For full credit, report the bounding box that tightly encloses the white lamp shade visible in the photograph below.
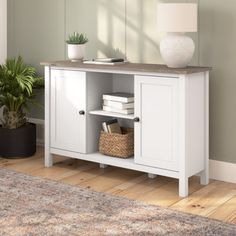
[158,3,198,32]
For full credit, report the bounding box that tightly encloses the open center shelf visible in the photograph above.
[89,110,135,120]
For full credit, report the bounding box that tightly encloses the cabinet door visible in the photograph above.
[135,75,179,171]
[50,69,86,153]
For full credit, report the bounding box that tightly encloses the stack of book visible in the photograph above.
[102,92,134,115]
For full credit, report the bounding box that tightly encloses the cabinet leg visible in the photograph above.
[100,164,108,169]
[148,173,157,179]
[179,177,189,197]
[200,169,209,185]
[45,151,53,167]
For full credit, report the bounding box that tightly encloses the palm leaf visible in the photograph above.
[0,56,44,127]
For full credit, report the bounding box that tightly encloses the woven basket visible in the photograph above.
[99,127,134,158]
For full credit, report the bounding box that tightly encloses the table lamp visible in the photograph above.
[158,3,197,68]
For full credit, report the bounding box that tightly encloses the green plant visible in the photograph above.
[0,56,44,129]
[66,32,89,45]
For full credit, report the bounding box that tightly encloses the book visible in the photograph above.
[94,58,125,63]
[102,122,108,133]
[103,100,134,109]
[107,122,121,134]
[102,119,121,134]
[103,106,134,115]
[83,60,128,66]
[103,93,134,103]
[102,119,118,132]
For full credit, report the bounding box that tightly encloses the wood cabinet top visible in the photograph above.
[41,60,211,75]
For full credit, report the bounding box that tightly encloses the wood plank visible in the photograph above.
[30,160,98,181]
[41,60,211,75]
[106,174,148,194]
[113,175,172,200]
[78,168,142,192]
[207,196,236,223]
[0,147,44,168]
[5,158,44,174]
[170,181,236,216]
[230,216,236,224]
[118,176,203,207]
[60,166,115,186]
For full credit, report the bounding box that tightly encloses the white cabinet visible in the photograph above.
[50,70,86,153]
[134,76,179,171]
[43,62,210,197]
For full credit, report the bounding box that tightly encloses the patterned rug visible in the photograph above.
[0,168,235,236]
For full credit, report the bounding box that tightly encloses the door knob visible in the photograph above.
[133,117,140,122]
[79,110,85,115]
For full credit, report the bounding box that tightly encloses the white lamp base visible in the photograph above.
[160,33,195,68]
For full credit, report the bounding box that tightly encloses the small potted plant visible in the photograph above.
[0,56,44,158]
[66,32,89,61]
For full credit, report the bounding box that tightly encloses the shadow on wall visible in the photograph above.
[66,0,161,63]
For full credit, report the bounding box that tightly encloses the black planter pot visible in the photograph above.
[0,123,36,158]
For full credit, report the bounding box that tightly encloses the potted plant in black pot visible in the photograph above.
[0,56,44,158]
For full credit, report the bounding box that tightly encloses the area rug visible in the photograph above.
[0,169,235,236]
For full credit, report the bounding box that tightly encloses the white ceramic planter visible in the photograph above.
[67,44,86,62]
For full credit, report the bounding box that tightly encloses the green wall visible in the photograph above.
[7,0,236,164]
[199,1,236,164]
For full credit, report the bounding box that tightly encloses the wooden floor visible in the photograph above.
[0,147,236,224]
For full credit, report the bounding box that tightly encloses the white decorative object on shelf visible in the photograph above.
[158,3,197,68]
[67,44,86,62]
[66,32,88,62]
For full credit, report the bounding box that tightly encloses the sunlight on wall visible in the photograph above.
[97,1,109,57]
[126,0,162,64]
[97,0,126,58]
[110,1,126,58]
[0,0,7,64]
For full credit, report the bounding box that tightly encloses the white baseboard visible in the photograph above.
[209,159,236,184]
[28,118,44,125]
[29,118,236,184]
